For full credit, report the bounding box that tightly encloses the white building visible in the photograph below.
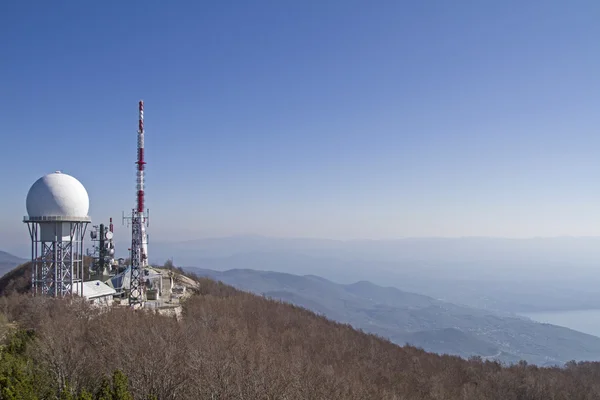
[75,280,116,306]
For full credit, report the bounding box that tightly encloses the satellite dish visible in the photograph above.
[105,231,113,240]
[90,231,97,239]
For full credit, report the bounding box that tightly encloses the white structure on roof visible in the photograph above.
[105,266,163,297]
[75,280,116,306]
[24,171,91,297]
[105,266,132,292]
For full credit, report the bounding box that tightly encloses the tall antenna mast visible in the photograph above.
[137,100,145,213]
[124,100,149,307]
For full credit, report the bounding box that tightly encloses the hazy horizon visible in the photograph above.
[9,233,600,259]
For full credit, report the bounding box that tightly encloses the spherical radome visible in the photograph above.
[26,171,90,218]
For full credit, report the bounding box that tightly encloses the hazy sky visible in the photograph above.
[2,1,600,253]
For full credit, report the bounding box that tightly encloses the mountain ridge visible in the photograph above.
[0,250,26,278]
[4,267,600,398]
[188,267,600,366]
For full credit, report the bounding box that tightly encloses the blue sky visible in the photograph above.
[2,1,600,253]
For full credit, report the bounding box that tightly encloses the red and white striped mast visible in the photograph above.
[126,100,149,307]
[137,100,146,214]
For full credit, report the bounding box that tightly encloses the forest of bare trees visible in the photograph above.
[2,272,600,399]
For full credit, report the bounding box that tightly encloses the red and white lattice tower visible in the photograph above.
[125,100,149,306]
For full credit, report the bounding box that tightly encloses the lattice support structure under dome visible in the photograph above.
[23,216,90,297]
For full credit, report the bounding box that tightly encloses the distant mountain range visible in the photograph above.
[145,236,600,313]
[0,250,25,277]
[188,267,600,366]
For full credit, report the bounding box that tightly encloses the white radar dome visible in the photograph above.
[26,171,90,218]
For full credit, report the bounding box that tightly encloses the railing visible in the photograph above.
[23,215,91,222]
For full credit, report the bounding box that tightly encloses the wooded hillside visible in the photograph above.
[1,273,600,399]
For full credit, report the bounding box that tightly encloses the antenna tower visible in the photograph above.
[87,219,115,277]
[123,100,149,307]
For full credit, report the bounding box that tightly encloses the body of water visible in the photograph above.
[520,309,600,338]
